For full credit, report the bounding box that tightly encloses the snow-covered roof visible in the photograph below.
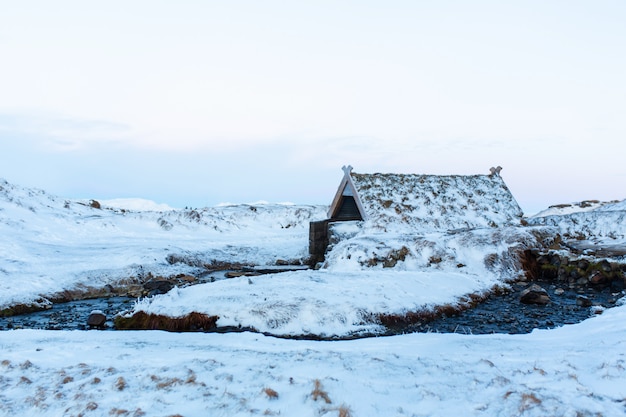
[328,165,523,231]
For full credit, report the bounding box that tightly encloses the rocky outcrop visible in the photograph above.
[521,249,626,291]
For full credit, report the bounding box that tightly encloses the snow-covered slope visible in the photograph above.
[100,198,175,212]
[1,301,625,416]
[530,199,618,217]
[528,197,626,243]
[0,178,325,310]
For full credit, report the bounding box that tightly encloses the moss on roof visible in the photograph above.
[349,172,523,232]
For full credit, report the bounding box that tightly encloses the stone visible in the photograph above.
[177,275,197,283]
[87,310,106,328]
[520,284,551,305]
[225,271,247,278]
[576,296,592,307]
[143,279,174,295]
[588,272,609,286]
[554,288,565,295]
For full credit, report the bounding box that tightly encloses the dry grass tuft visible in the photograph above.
[114,311,219,332]
[338,405,353,417]
[311,379,332,404]
[115,377,127,391]
[519,392,542,412]
[151,375,183,389]
[263,387,279,399]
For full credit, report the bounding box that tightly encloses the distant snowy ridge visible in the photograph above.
[528,197,626,241]
[528,211,626,241]
[530,199,621,217]
[100,198,176,212]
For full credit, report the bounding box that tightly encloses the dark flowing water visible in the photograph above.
[400,281,621,335]
[0,297,136,331]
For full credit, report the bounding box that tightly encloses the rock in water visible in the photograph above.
[588,271,608,286]
[520,284,551,305]
[87,310,106,329]
[576,296,592,307]
[143,279,174,296]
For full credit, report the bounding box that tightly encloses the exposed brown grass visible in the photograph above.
[519,249,540,280]
[115,376,127,391]
[519,393,542,412]
[155,376,183,390]
[311,379,332,404]
[263,387,279,399]
[114,311,219,332]
[338,405,352,417]
[377,290,492,331]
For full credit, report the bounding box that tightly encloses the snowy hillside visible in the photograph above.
[528,197,626,243]
[530,200,613,217]
[0,178,325,310]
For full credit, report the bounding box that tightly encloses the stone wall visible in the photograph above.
[522,249,626,292]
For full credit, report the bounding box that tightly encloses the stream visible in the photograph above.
[0,278,622,335]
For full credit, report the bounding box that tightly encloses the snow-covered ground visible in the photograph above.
[2,178,626,416]
[0,178,325,310]
[1,301,626,416]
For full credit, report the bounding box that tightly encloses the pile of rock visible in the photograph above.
[523,250,626,292]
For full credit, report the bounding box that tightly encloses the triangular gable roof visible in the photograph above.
[328,165,523,231]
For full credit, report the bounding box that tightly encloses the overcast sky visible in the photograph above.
[1,1,625,214]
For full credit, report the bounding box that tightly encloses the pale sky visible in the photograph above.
[1,1,625,215]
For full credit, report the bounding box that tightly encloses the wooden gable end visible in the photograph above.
[328,165,366,221]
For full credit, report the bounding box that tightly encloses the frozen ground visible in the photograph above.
[1,179,626,416]
[1,301,626,416]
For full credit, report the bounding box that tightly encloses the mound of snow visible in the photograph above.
[130,269,502,337]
